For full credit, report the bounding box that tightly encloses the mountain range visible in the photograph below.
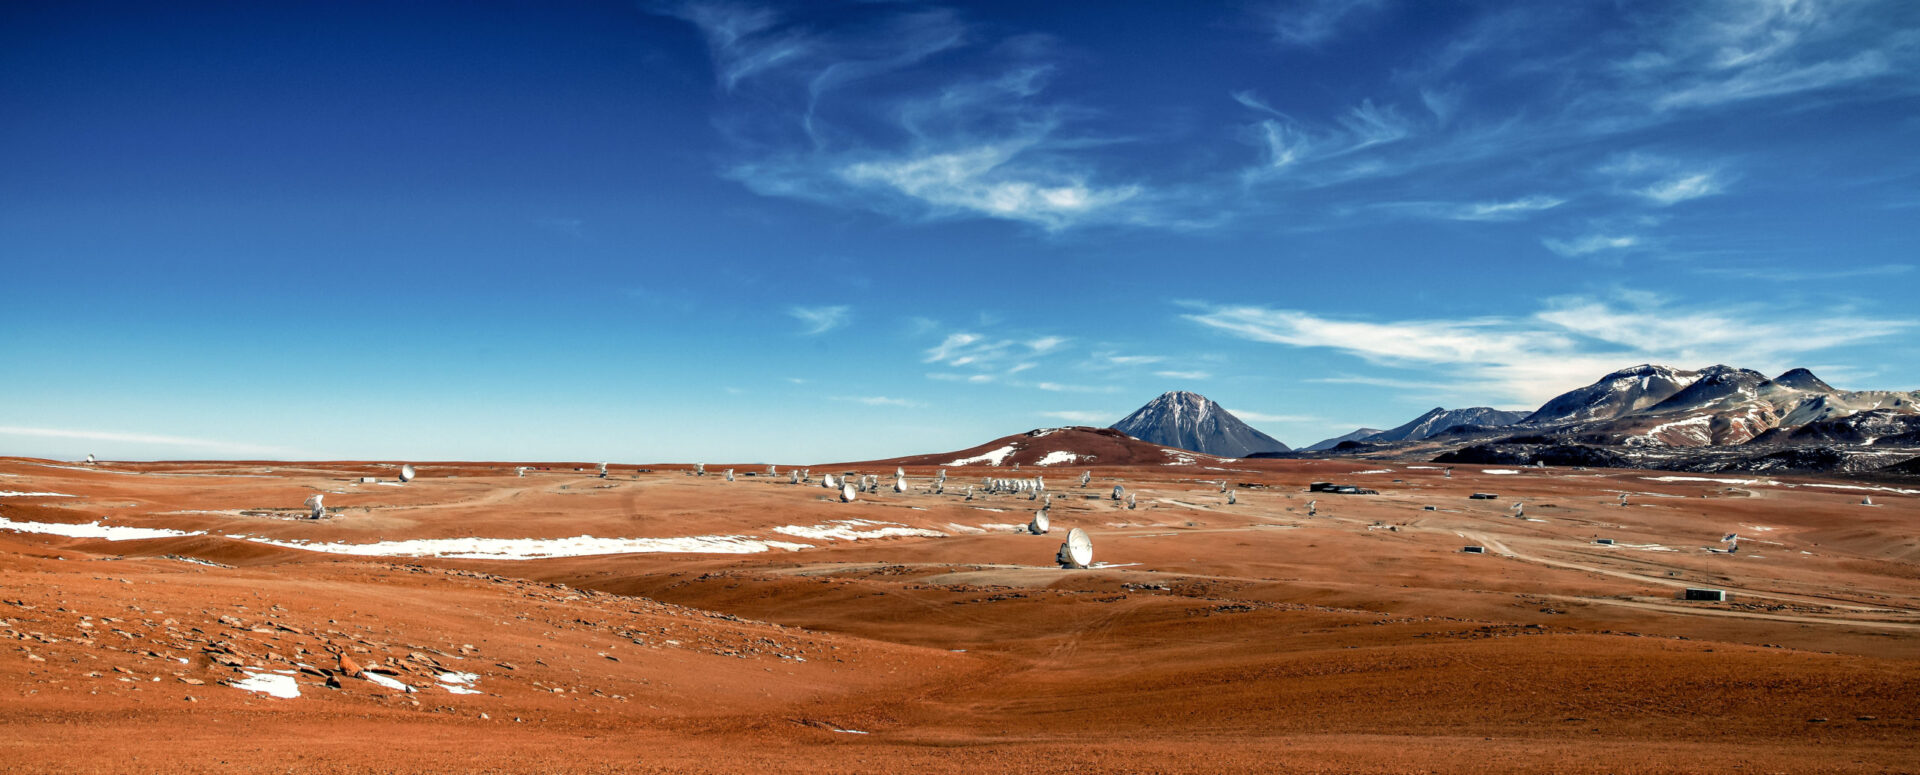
[1324,364,1920,475]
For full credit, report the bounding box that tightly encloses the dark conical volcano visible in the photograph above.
[1110,391,1290,457]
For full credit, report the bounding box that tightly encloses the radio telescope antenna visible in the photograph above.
[840,482,858,502]
[516,466,527,478]
[768,465,778,476]
[304,494,325,520]
[790,470,800,484]
[894,476,907,493]
[1227,490,1237,505]
[1080,470,1091,487]
[1058,528,1093,569]
[1306,499,1317,516]
[399,464,416,483]
[1619,493,1629,506]
[1111,484,1124,501]
[695,463,706,477]
[1127,492,1136,509]
[725,469,735,482]
[85,453,96,465]
[598,462,609,478]
[1029,508,1050,535]
[965,485,975,501]
[1219,480,1228,493]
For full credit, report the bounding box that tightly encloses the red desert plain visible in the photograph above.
[3,434,1918,773]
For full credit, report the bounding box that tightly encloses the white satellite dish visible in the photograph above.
[790,470,800,484]
[85,453,96,465]
[822,474,836,489]
[1219,480,1228,493]
[304,494,325,520]
[725,469,735,482]
[516,466,527,478]
[1029,509,1050,535]
[1444,468,1453,477]
[1126,492,1136,509]
[399,464,416,483]
[1619,493,1629,506]
[1306,499,1317,515]
[1080,471,1091,487]
[1513,502,1525,517]
[964,486,974,501]
[896,467,905,479]
[1863,496,1874,506]
[695,463,706,476]
[840,482,857,502]
[1111,484,1124,501]
[598,462,609,478]
[1227,490,1237,505]
[768,465,778,476]
[894,476,907,493]
[1061,528,1093,569]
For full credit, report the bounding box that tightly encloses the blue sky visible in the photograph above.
[3,0,1917,461]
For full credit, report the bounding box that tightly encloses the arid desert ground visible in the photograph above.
[3,455,1917,773]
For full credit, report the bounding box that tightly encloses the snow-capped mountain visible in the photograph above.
[1543,365,1920,448]
[1302,427,1385,452]
[1520,364,1703,426]
[1404,365,1919,475]
[1110,391,1291,457]
[1365,407,1526,442]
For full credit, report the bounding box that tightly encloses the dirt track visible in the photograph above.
[3,456,1917,773]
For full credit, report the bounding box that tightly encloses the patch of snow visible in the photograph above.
[438,671,482,695]
[1627,414,1713,447]
[1481,469,1522,475]
[364,672,413,692]
[229,670,300,699]
[1406,466,1444,470]
[1642,476,1767,485]
[1799,483,1920,496]
[1034,451,1079,466]
[772,519,945,541]
[235,533,813,559]
[0,516,203,541]
[976,523,1024,532]
[946,445,1018,467]
[0,491,75,498]
[1351,469,1394,475]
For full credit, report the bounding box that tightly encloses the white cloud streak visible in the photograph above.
[788,304,851,335]
[1184,292,1912,404]
[1543,233,1639,257]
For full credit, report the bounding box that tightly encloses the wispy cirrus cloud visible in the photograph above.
[662,3,1162,230]
[1543,233,1639,257]
[1638,172,1723,205]
[788,304,851,334]
[1182,291,1913,404]
[1154,370,1212,380]
[1259,0,1387,48]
